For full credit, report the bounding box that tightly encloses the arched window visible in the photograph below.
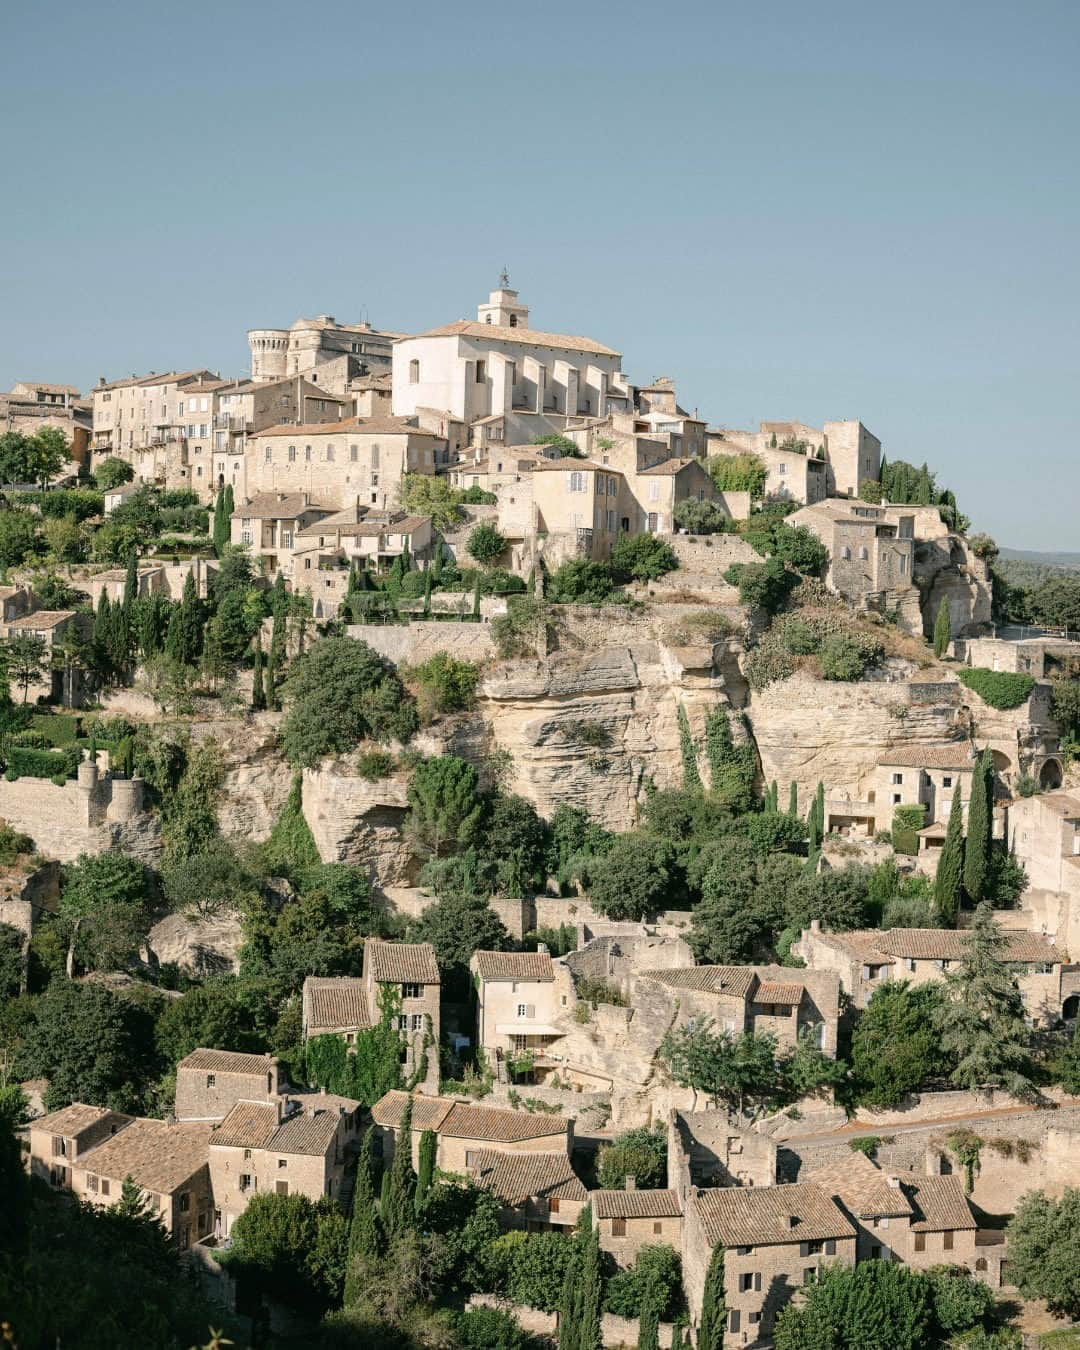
[409,360,420,383]
[841,546,851,560]
[859,546,869,560]
[509,314,518,327]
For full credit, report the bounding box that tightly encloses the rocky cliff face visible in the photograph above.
[301,764,416,886]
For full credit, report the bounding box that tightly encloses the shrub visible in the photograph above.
[547,559,619,605]
[604,1243,683,1320]
[460,486,497,505]
[6,745,78,780]
[596,1124,667,1190]
[957,668,1036,710]
[356,749,395,780]
[94,457,135,491]
[724,556,794,614]
[672,498,734,534]
[707,451,767,496]
[771,523,829,575]
[892,803,926,855]
[467,522,506,566]
[610,532,678,583]
[407,651,479,716]
[530,433,582,458]
[820,634,878,681]
[848,1135,881,1157]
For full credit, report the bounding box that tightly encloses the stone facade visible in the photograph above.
[591,1187,684,1266]
[249,315,400,390]
[174,1048,282,1123]
[370,1090,572,1172]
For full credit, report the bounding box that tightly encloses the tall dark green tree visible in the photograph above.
[166,571,203,666]
[677,704,701,791]
[577,1212,603,1350]
[933,785,965,925]
[698,1243,727,1350]
[223,482,234,516]
[933,900,1034,1096]
[381,1097,416,1240]
[344,1128,381,1303]
[788,781,798,817]
[251,637,266,711]
[933,597,951,658]
[963,748,993,904]
[212,486,229,555]
[415,1127,436,1213]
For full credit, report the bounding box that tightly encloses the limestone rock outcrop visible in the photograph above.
[301,764,415,886]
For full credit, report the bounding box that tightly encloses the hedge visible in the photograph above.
[6,745,79,780]
[957,668,1036,710]
[892,803,926,856]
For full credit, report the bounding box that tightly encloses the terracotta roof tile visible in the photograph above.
[441,1101,569,1144]
[872,928,1066,964]
[77,1119,211,1194]
[31,1104,128,1137]
[370,1090,455,1132]
[469,1149,586,1205]
[529,458,622,475]
[636,458,700,475]
[211,1101,278,1149]
[268,1108,343,1156]
[592,1189,682,1219]
[6,610,75,629]
[804,1154,914,1219]
[237,493,329,520]
[878,745,978,770]
[411,319,620,358]
[304,977,371,1033]
[366,940,440,985]
[474,951,555,982]
[694,1182,855,1248]
[895,1172,977,1232]
[254,416,441,440]
[640,966,757,998]
[178,1048,277,1076]
[754,982,804,1007]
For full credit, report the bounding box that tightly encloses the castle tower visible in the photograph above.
[476,270,529,329]
[248,328,289,382]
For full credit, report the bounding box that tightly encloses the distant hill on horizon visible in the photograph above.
[999,548,1080,571]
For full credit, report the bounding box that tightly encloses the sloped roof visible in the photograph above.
[473,951,555,982]
[694,1182,855,1249]
[530,458,622,475]
[469,1149,586,1205]
[237,493,329,520]
[31,1104,128,1137]
[268,1108,343,1156]
[804,1153,915,1219]
[366,939,440,985]
[304,976,370,1033]
[411,319,620,358]
[896,1172,977,1232]
[77,1119,211,1192]
[371,1090,454,1132]
[254,415,441,440]
[441,1100,569,1143]
[636,458,701,476]
[6,610,74,630]
[639,966,757,998]
[211,1100,278,1149]
[178,1048,276,1076]
[16,381,80,395]
[755,982,804,1007]
[809,926,1067,965]
[878,745,977,770]
[592,1189,682,1219]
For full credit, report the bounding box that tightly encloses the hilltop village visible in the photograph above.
[5,279,1080,1350]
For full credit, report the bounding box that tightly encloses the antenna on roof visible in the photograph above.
[499,266,511,289]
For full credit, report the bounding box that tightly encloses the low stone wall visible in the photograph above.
[467,1295,679,1347]
[853,1086,1070,1128]
[346,621,497,665]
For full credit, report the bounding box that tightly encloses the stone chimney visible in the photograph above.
[537,942,549,956]
[625,1176,637,1191]
[887,1174,903,1189]
[810,919,822,934]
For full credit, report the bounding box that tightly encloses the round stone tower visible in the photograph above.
[248,328,289,382]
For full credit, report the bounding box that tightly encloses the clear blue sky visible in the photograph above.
[3,0,1077,548]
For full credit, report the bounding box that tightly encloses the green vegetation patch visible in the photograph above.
[958,668,1036,710]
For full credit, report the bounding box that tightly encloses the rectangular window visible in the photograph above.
[825,1239,836,1255]
[239,1175,252,1192]
[288,445,296,461]
[569,471,584,493]
[410,1014,423,1031]
[371,445,379,468]
[611,1218,626,1237]
[206,1074,216,1088]
[409,360,420,384]
[278,1158,287,1168]
[892,772,903,785]
[653,1221,662,1234]
[517,1003,528,1017]
[728,1311,740,1334]
[914,1231,925,1251]
[401,983,422,999]
[180,1192,190,1212]
[101,1178,110,1197]
[276,1181,289,1196]
[739,1273,754,1293]
[350,445,358,462]
[87,1174,98,1193]
[397,1015,408,1031]
[647,512,658,532]
[265,447,272,462]
[943,776,952,788]
[305,446,311,461]
[326,445,334,462]
[549,1197,560,1214]
[476,361,485,383]
[943,1230,954,1251]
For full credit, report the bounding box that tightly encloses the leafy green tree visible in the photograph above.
[934,784,965,924]
[774,1260,933,1350]
[95,456,135,491]
[281,636,417,765]
[604,1243,682,1320]
[407,651,479,715]
[723,556,794,613]
[585,833,679,921]
[473,792,550,897]
[933,901,1034,1096]
[547,558,618,604]
[218,1190,347,1314]
[0,430,32,486]
[163,837,260,920]
[704,705,756,811]
[770,523,829,574]
[926,1265,995,1335]
[610,533,678,582]
[707,451,766,495]
[697,1243,726,1350]
[780,1025,845,1101]
[851,980,950,1107]
[661,1020,778,1113]
[672,498,734,534]
[408,890,510,983]
[576,1207,603,1350]
[467,522,506,566]
[1006,1188,1080,1317]
[964,748,993,904]
[154,977,258,1065]
[596,1124,666,1190]
[212,486,229,555]
[406,754,484,858]
[0,922,23,1001]
[933,597,952,658]
[3,632,49,702]
[59,849,151,976]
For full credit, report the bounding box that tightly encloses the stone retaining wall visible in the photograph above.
[467,1295,679,1347]
[346,621,497,665]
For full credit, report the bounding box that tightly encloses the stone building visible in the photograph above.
[666,1110,777,1196]
[208,1094,360,1239]
[301,940,440,1093]
[826,743,979,841]
[1,381,91,466]
[804,1152,978,1272]
[793,922,1078,1026]
[244,416,442,511]
[1009,790,1080,970]
[28,1103,133,1188]
[0,608,81,703]
[787,499,918,622]
[633,458,725,532]
[706,418,878,502]
[635,964,841,1057]
[590,1187,684,1266]
[291,508,434,584]
[683,1182,857,1346]
[370,1090,571,1172]
[469,949,573,1064]
[0,759,146,863]
[466,1148,587,1232]
[71,1116,214,1250]
[705,431,828,507]
[529,458,635,562]
[391,280,627,438]
[248,315,403,392]
[230,492,333,577]
[90,369,218,460]
[174,1048,283,1123]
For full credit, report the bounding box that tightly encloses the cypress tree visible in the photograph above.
[934,783,965,925]
[472,570,482,620]
[344,1128,381,1303]
[557,1234,581,1350]
[94,590,112,653]
[415,1127,436,1213]
[677,705,701,791]
[788,781,798,817]
[766,780,778,813]
[431,542,443,585]
[223,482,234,516]
[577,1211,602,1350]
[933,597,951,659]
[212,486,228,555]
[251,638,266,710]
[422,569,432,618]
[637,1300,660,1350]
[381,1097,416,1240]
[169,571,203,666]
[698,1244,726,1350]
[964,748,993,904]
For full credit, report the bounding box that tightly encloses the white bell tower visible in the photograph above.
[477,268,529,329]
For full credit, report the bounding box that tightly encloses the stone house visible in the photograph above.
[370,1090,572,1172]
[291,507,435,582]
[793,922,1078,1026]
[872,744,979,843]
[591,1187,684,1266]
[1009,791,1080,968]
[635,964,841,1057]
[666,1111,777,1195]
[301,940,441,1093]
[804,1153,978,1273]
[248,315,400,391]
[0,608,82,703]
[705,430,828,507]
[230,492,333,576]
[469,949,573,1065]
[392,282,626,436]
[632,458,724,533]
[1,381,91,466]
[466,1148,587,1232]
[245,416,443,512]
[175,1048,283,1123]
[28,1103,133,1188]
[683,1182,857,1347]
[71,1116,214,1250]
[787,499,917,620]
[208,1093,360,1239]
[90,369,218,463]
[529,458,635,562]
